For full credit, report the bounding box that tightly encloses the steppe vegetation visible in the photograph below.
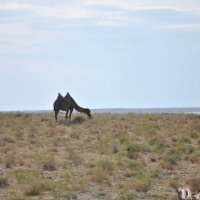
[0,112,199,200]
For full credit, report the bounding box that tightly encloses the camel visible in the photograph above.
[53,92,92,122]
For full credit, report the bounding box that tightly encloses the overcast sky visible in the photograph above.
[0,0,200,111]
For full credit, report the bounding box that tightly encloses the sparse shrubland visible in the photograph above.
[0,112,199,199]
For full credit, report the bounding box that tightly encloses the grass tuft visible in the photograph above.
[0,177,9,188]
[43,156,57,171]
[132,176,151,193]
[187,178,200,192]
[25,184,42,196]
[126,144,143,159]
[92,160,114,183]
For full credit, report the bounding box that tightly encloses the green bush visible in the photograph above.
[0,177,8,188]
[128,161,145,178]
[126,144,143,159]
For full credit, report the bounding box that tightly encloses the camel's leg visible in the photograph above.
[65,110,69,122]
[69,108,73,121]
[55,110,59,122]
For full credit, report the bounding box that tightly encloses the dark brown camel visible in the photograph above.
[53,92,92,122]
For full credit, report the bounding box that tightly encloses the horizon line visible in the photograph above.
[1,107,200,114]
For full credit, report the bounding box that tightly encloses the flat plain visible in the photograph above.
[0,112,199,200]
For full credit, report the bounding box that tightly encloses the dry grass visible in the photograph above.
[0,112,199,199]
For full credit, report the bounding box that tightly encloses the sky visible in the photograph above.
[0,0,200,111]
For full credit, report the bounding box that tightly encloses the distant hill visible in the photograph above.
[91,107,200,114]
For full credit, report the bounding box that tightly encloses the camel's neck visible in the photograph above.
[74,104,84,112]
[71,97,84,112]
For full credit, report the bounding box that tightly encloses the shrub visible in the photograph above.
[150,139,167,154]
[0,177,8,188]
[187,178,200,191]
[168,178,179,188]
[96,160,114,172]
[149,194,165,200]
[25,183,42,196]
[92,160,114,183]
[43,157,57,171]
[72,116,85,124]
[5,154,16,168]
[126,144,142,159]
[133,176,151,193]
[163,154,179,166]
[176,144,194,155]
[158,160,173,170]
[2,136,15,143]
[151,170,160,179]
[117,132,129,144]
[119,192,137,200]
[128,161,145,178]
[13,169,42,184]
[67,149,82,166]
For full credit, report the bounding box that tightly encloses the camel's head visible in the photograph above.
[84,108,92,118]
